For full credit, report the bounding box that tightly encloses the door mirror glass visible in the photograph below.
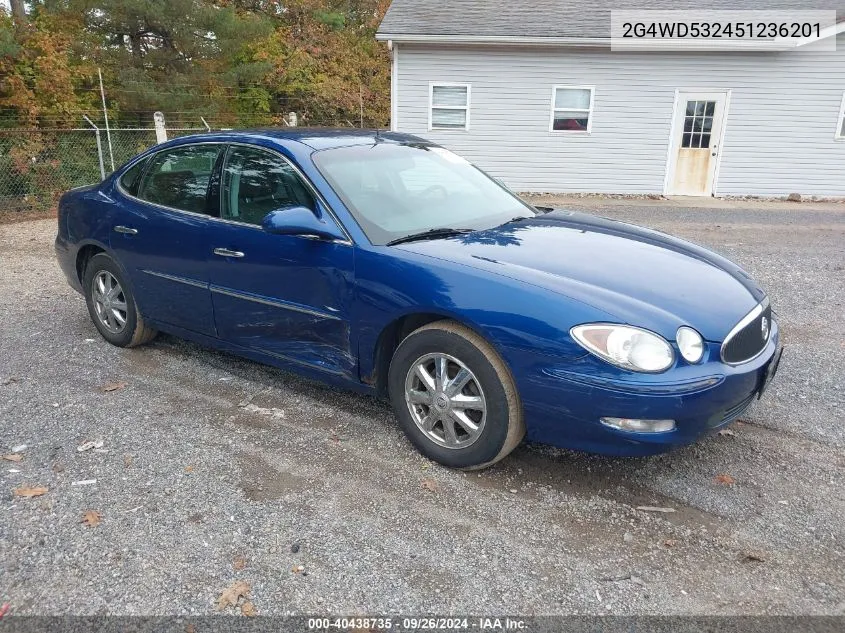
[262,206,346,242]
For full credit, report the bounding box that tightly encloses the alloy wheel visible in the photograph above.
[91,271,128,334]
[404,353,487,449]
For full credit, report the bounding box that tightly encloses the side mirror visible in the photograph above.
[261,206,347,242]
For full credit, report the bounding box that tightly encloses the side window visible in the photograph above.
[118,158,148,196]
[137,144,222,214]
[221,146,315,226]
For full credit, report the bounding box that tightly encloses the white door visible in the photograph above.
[666,92,728,196]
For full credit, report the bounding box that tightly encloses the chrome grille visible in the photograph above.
[721,299,771,364]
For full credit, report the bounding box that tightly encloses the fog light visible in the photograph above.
[600,417,676,433]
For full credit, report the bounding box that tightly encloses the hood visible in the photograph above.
[396,211,765,341]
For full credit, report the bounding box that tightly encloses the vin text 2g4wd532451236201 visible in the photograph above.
[55,130,783,469]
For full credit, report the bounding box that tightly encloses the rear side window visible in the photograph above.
[118,158,148,196]
[137,144,223,214]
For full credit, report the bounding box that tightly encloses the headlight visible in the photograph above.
[676,326,704,363]
[571,324,674,373]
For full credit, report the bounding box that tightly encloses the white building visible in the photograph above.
[377,1,845,196]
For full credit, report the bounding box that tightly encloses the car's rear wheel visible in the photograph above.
[83,253,157,348]
[388,320,525,469]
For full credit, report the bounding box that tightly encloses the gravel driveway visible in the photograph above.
[1,202,843,616]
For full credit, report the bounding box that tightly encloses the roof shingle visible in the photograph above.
[377,0,843,39]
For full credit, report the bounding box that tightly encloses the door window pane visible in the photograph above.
[137,145,222,213]
[680,100,716,149]
[221,146,315,226]
[119,158,148,196]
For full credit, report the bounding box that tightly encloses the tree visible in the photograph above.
[246,0,391,127]
[9,0,26,23]
[69,0,275,125]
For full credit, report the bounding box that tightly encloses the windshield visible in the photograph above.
[312,143,535,245]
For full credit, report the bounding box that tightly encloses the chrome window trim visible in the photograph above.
[113,139,354,245]
[720,296,771,366]
[209,284,341,321]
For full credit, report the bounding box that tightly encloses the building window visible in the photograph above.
[430,84,470,130]
[837,92,845,139]
[551,86,594,133]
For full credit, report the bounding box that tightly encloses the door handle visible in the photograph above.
[213,247,245,258]
[114,225,138,235]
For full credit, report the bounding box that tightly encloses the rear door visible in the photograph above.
[207,144,356,378]
[110,143,224,336]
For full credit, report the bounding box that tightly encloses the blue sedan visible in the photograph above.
[55,130,782,469]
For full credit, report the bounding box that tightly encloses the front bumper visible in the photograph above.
[519,321,782,456]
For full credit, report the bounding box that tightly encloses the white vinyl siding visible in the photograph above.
[551,86,594,133]
[394,35,845,196]
[429,83,470,130]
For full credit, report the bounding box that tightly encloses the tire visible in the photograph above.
[388,320,525,469]
[83,253,157,348]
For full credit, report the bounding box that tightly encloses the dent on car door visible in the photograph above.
[110,143,224,336]
[207,144,355,378]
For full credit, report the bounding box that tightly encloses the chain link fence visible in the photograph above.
[0,124,212,215]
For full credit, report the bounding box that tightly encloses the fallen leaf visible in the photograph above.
[217,580,250,611]
[233,556,247,571]
[81,510,102,527]
[2,454,22,463]
[101,381,127,392]
[743,552,766,563]
[185,465,194,473]
[240,601,257,617]
[52,462,64,473]
[663,538,678,548]
[717,429,736,437]
[714,474,736,486]
[185,624,196,633]
[77,440,104,452]
[13,486,48,498]
[123,454,133,468]
[635,505,675,513]
[420,478,439,493]
[1,376,19,386]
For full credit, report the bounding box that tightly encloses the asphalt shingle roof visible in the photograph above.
[377,1,844,39]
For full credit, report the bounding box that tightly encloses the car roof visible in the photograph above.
[165,128,430,151]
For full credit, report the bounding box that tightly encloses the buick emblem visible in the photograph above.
[761,316,770,340]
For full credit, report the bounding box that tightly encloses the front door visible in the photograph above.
[111,143,224,336]
[207,144,356,378]
[667,92,728,196]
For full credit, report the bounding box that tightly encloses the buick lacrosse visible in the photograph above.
[56,130,782,468]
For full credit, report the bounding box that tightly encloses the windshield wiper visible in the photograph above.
[386,227,474,246]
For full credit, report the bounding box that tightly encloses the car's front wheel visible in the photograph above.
[388,320,525,469]
[83,253,157,348]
